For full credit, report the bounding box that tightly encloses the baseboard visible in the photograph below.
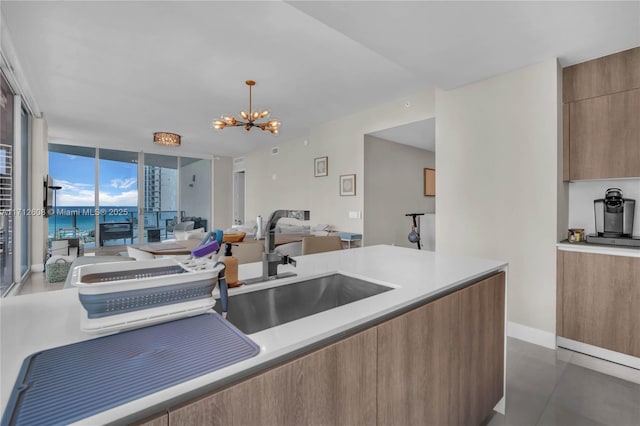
[557,337,640,371]
[507,321,556,350]
[31,263,44,272]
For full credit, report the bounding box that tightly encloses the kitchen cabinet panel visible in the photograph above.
[563,47,640,103]
[557,250,565,335]
[569,88,640,180]
[563,103,570,181]
[460,272,505,426]
[377,290,461,426]
[168,328,377,426]
[632,260,640,357]
[131,412,169,426]
[377,272,505,426]
[560,251,637,357]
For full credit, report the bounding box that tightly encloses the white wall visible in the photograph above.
[29,117,47,271]
[236,89,436,236]
[363,135,435,248]
[435,58,562,335]
[568,179,640,235]
[213,156,233,230]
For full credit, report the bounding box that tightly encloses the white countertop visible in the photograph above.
[557,241,640,257]
[0,245,507,424]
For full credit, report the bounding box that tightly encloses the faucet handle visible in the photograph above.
[282,255,297,267]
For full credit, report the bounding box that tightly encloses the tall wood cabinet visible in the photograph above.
[563,46,640,180]
[557,250,640,357]
[166,272,505,426]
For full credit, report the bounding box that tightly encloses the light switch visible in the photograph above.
[348,211,362,219]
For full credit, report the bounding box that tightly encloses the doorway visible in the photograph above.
[363,118,436,250]
[233,170,245,225]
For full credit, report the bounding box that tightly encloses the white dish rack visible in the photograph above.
[71,258,224,334]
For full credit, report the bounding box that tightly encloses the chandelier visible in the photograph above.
[153,132,181,146]
[213,80,281,134]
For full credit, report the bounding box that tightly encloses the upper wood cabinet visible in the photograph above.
[569,88,640,180]
[563,46,640,181]
[563,47,640,103]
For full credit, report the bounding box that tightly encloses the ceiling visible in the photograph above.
[2,1,639,157]
[368,119,436,152]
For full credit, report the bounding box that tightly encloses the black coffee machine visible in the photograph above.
[586,188,640,246]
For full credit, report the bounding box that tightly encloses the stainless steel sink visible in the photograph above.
[214,273,392,334]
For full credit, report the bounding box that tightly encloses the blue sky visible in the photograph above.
[49,152,138,206]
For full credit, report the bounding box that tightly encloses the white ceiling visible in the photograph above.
[369,118,436,152]
[2,1,639,157]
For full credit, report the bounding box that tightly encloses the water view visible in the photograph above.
[48,206,178,247]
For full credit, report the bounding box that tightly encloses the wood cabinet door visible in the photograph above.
[377,272,505,426]
[563,47,640,103]
[377,290,462,426]
[633,260,640,357]
[569,88,640,180]
[459,272,505,426]
[168,328,377,426]
[130,412,168,426]
[561,251,636,356]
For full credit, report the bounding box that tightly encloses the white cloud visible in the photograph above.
[58,190,96,207]
[54,179,93,192]
[110,178,137,189]
[53,179,138,207]
[54,180,95,206]
[99,190,138,206]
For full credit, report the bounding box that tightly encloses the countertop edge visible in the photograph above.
[556,242,640,257]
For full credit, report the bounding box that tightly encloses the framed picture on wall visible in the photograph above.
[314,156,328,177]
[424,168,435,196]
[340,174,356,196]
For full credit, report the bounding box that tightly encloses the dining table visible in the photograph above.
[131,234,310,256]
[130,239,201,256]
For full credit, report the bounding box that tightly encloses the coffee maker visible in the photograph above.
[586,188,640,246]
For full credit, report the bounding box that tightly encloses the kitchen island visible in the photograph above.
[0,245,508,425]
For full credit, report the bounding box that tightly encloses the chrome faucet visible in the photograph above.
[244,209,310,284]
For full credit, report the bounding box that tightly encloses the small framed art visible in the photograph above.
[314,156,328,177]
[340,174,356,196]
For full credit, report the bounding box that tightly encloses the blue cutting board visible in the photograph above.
[1,313,259,426]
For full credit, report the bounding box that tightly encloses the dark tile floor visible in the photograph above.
[488,338,640,426]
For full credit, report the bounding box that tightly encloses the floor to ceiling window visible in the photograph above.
[98,149,139,245]
[19,107,29,278]
[180,157,211,233]
[0,73,14,293]
[48,144,96,246]
[47,144,212,249]
[143,153,177,242]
